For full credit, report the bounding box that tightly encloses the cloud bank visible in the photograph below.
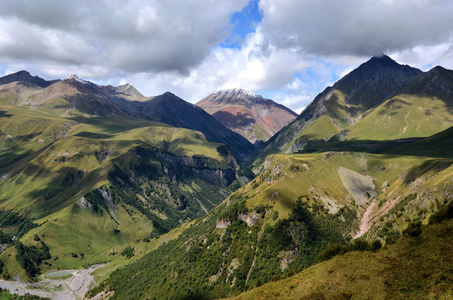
[0,0,452,112]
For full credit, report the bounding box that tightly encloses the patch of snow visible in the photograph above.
[65,74,90,85]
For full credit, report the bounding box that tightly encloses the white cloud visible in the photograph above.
[1,0,453,114]
[118,29,312,108]
[0,0,249,74]
[389,39,453,70]
[259,0,453,57]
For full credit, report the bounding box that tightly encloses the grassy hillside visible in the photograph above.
[0,102,241,280]
[251,58,452,172]
[346,94,453,140]
[229,212,453,300]
[91,143,453,299]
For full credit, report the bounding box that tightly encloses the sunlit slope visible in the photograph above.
[251,55,422,168]
[92,146,453,299]
[0,107,240,279]
[347,94,453,140]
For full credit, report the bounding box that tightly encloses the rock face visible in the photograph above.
[197,88,297,144]
[216,219,232,229]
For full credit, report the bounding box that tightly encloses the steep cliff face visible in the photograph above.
[197,88,297,144]
[95,145,241,235]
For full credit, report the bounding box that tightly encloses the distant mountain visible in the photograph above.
[197,88,297,144]
[0,72,244,281]
[345,65,453,141]
[395,65,453,102]
[251,55,427,167]
[0,72,253,158]
[333,54,422,116]
[136,92,254,158]
[0,70,56,88]
[101,83,146,101]
[31,75,131,117]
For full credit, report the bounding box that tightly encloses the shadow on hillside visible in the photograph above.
[69,116,154,135]
[292,134,453,185]
[295,136,453,160]
[0,110,12,118]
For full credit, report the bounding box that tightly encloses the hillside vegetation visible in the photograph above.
[91,136,453,298]
[251,56,453,170]
[0,95,242,280]
[229,212,453,300]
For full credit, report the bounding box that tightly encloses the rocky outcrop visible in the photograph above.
[216,219,232,229]
[238,212,260,227]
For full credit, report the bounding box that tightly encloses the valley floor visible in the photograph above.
[0,264,104,300]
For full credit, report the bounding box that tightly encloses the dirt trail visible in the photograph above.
[0,264,104,300]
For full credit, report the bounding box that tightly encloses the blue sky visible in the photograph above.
[220,0,262,49]
[0,0,453,113]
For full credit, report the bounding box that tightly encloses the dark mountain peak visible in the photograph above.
[153,91,185,104]
[162,91,176,97]
[16,70,31,76]
[428,65,449,75]
[367,54,398,67]
[138,92,253,158]
[334,55,422,98]
[397,65,453,102]
[0,70,52,88]
[412,65,453,84]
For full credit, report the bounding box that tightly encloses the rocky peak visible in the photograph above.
[196,88,297,144]
[65,74,90,85]
[115,83,144,99]
[0,70,52,88]
[206,88,264,105]
[397,65,453,102]
[367,54,399,68]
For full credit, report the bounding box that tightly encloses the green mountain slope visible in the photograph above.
[92,129,453,298]
[252,55,422,168]
[230,214,453,300]
[0,71,253,159]
[345,66,453,141]
[0,85,242,280]
[134,92,254,159]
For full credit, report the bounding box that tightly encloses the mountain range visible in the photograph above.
[252,55,453,168]
[0,54,453,300]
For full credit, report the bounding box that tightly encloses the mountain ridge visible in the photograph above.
[0,71,254,158]
[250,55,452,169]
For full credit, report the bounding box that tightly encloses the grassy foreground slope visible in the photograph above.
[229,215,453,300]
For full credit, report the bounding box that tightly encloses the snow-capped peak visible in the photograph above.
[66,74,90,85]
[214,88,261,99]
